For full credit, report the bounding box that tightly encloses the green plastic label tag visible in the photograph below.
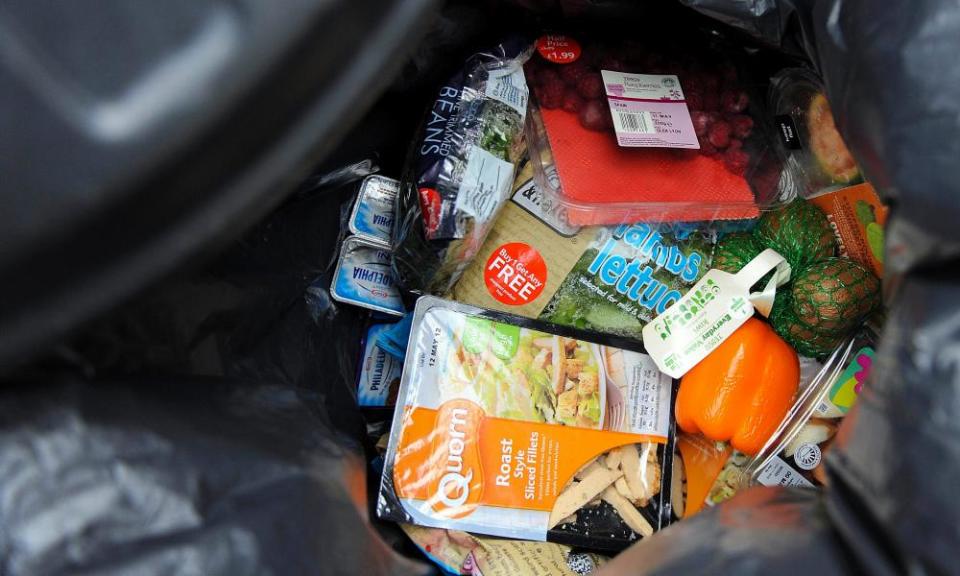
[643,249,791,378]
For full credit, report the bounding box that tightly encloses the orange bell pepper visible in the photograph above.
[675,318,799,456]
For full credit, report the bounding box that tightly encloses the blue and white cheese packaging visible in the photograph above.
[358,323,404,407]
[348,175,399,247]
[331,236,405,316]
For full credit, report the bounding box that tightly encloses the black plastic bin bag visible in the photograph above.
[2,1,960,575]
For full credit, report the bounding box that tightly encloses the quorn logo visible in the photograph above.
[428,399,485,518]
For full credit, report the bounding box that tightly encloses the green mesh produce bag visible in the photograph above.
[790,257,880,333]
[713,232,763,274]
[769,293,847,358]
[756,200,836,271]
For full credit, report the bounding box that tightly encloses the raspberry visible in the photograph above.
[683,77,703,94]
[535,80,564,109]
[699,139,719,157]
[686,92,703,110]
[727,138,743,150]
[562,90,584,113]
[703,93,720,112]
[691,111,714,137]
[559,62,591,86]
[598,55,625,72]
[723,148,750,176]
[752,158,781,197]
[703,74,720,92]
[644,53,665,70]
[576,74,605,99]
[579,99,612,132]
[538,68,561,89]
[661,59,682,74]
[708,121,732,148]
[729,114,754,139]
[721,90,749,113]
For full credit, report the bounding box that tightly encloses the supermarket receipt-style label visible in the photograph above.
[756,455,814,488]
[619,351,673,437]
[643,249,791,378]
[455,147,516,224]
[485,66,529,118]
[601,71,699,149]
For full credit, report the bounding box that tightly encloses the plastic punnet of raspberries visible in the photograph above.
[769,293,848,359]
[789,257,880,334]
[755,200,837,272]
[713,232,763,273]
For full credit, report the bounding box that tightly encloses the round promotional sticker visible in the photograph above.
[794,443,822,470]
[536,35,581,64]
[484,243,547,306]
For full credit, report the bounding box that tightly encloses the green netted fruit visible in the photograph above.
[755,200,836,271]
[713,232,763,274]
[769,293,847,358]
[790,257,880,334]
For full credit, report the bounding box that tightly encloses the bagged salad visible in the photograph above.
[394,40,532,296]
[451,152,756,339]
[378,297,677,551]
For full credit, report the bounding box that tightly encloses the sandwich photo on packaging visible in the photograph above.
[378,297,677,551]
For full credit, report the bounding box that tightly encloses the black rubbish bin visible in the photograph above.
[1,1,958,575]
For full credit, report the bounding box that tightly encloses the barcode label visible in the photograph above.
[615,110,654,134]
[602,71,699,148]
[485,67,528,118]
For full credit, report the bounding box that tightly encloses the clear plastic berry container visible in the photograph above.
[524,34,793,226]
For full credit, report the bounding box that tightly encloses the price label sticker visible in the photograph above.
[536,35,581,64]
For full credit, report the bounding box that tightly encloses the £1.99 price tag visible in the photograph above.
[536,35,581,64]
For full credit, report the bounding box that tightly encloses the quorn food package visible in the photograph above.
[378,296,677,551]
[393,39,532,296]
